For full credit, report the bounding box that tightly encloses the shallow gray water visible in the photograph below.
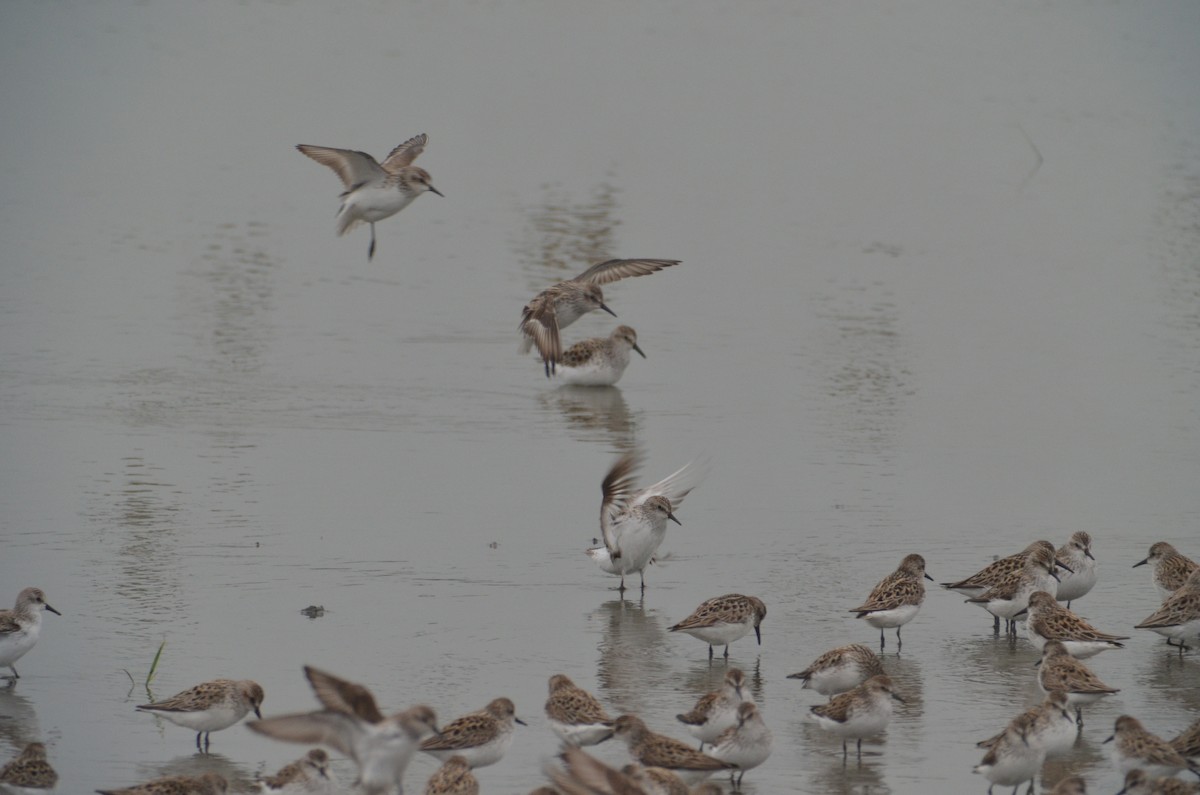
[2,1,1200,793]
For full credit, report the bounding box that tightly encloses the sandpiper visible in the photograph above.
[806,674,904,761]
[247,666,439,795]
[670,595,766,660]
[0,742,57,792]
[296,134,441,261]
[544,674,614,747]
[1105,715,1199,779]
[590,450,706,592]
[420,698,525,768]
[136,678,264,753]
[788,643,885,697]
[675,668,751,747]
[552,326,645,386]
[850,554,932,649]
[1135,569,1200,654]
[1133,542,1199,600]
[0,587,61,680]
[1054,531,1098,608]
[1037,640,1119,726]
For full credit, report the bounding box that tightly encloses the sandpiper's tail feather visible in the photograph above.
[335,205,362,236]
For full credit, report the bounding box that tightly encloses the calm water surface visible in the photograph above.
[2,1,1199,793]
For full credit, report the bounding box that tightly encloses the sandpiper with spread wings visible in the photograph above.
[520,259,679,375]
[296,134,442,261]
[247,666,439,795]
[589,450,707,593]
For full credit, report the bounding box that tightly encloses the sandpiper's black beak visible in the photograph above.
[515,717,528,726]
[1055,560,1073,573]
[600,302,618,318]
[45,604,62,616]
[1050,569,1061,582]
[892,693,906,704]
[1033,658,1042,668]
[667,511,682,526]
[1115,789,1128,795]
[254,706,263,719]
[428,185,444,197]
[1084,550,1095,560]
[1014,607,1028,619]
[632,343,646,359]
[1133,558,1149,568]
[755,625,762,645]
[924,573,934,582]
[1103,734,1114,744]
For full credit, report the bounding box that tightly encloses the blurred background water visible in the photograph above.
[1,1,1199,792]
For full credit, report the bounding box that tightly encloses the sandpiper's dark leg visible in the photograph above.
[1075,707,1083,726]
[368,223,377,260]
[708,645,714,661]
[723,645,730,659]
[857,738,863,759]
[195,732,202,752]
[639,571,646,592]
[879,627,885,649]
[896,626,903,648]
[993,614,1000,633]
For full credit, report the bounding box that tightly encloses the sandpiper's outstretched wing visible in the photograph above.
[297,145,387,191]
[380,134,428,172]
[629,457,709,511]
[247,711,363,760]
[571,259,680,286]
[600,451,644,555]
[304,666,385,724]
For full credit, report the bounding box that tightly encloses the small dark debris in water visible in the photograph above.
[488,541,499,549]
[300,605,325,618]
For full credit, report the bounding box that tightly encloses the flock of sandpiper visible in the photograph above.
[4,531,1200,794]
[3,136,1200,795]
